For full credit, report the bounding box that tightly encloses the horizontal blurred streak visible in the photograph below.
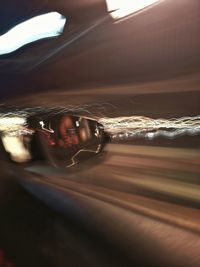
[106,154,200,173]
[105,144,200,160]
[25,172,200,233]
[25,143,200,232]
[112,172,200,203]
[21,175,200,267]
[100,115,200,141]
[104,144,200,203]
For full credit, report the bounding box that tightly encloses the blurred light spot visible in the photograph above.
[0,116,26,131]
[2,135,32,162]
[0,12,66,55]
[0,116,25,126]
[106,0,160,20]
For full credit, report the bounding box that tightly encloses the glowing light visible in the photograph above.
[2,135,32,162]
[0,12,66,55]
[106,0,160,20]
[0,116,26,131]
[100,115,200,140]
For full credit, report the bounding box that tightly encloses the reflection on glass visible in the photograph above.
[0,114,108,167]
[36,115,105,167]
[79,118,92,142]
[59,116,79,147]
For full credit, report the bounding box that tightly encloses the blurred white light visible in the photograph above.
[100,115,200,140]
[0,116,25,126]
[2,135,32,162]
[106,0,160,20]
[0,12,66,55]
[0,117,26,131]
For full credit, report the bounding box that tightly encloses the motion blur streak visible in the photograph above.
[106,0,161,20]
[0,116,33,162]
[26,143,200,235]
[100,115,200,140]
[0,12,66,55]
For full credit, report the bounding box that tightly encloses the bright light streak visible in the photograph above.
[0,12,66,55]
[100,115,200,140]
[39,121,54,133]
[106,0,160,20]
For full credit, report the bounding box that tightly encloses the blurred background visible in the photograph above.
[0,0,200,266]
